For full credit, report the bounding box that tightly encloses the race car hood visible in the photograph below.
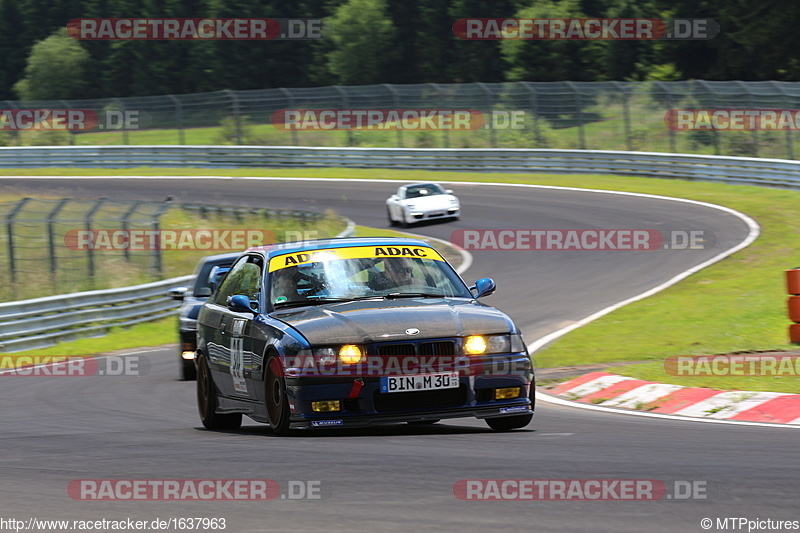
[403,195,456,208]
[268,298,513,345]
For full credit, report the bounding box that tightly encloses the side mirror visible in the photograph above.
[168,287,188,301]
[470,278,496,299]
[195,287,212,297]
[227,294,257,315]
[445,189,453,194]
[208,265,231,293]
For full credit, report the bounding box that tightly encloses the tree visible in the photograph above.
[326,0,398,85]
[14,28,90,100]
[0,0,27,99]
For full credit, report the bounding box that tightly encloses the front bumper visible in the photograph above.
[284,353,532,429]
[409,207,460,221]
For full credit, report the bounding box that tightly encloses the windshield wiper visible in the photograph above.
[274,295,385,309]
[385,292,445,299]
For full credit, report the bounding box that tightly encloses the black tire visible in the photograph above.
[387,207,398,227]
[182,359,197,381]
[486,385,534,432]
[197,355,242,430]
[265,356,291,436]
[408,419,440,425]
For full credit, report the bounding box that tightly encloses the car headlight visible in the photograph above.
[463,334,512,355]
[308,345,365,365]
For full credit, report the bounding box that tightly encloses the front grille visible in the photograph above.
[378,343,416,357]
[419,341,455,356]
[373,385,467,412]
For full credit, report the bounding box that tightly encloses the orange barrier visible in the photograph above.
[787,269,800,343]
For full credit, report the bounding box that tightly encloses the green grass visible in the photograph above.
[2,317,177,360]
[3,166,800,392]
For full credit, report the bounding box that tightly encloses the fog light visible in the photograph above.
[311,400,341,412]
[495,387,521,400]
[181,351,195,360]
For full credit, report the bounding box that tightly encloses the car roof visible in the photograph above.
[197,251,244,264]
[245,237,434,259]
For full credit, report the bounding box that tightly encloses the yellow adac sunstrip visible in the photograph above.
[268,245,444,272]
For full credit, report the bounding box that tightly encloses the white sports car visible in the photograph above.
[386,183,460,226]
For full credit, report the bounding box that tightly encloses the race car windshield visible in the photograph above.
[270,255,471,306]
[405,184,445,199]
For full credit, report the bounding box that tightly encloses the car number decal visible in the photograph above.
[230,318,248,394]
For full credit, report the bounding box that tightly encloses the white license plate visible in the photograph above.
[379,372,459,393]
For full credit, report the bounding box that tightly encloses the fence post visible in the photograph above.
[224,89,242,145]
[121,201,142,262]
[614,82,632,151]
[115,98,129,145]
[565,82,586,150]
[738,81,759,157]
[430,83,448,148]
[770,81,794,160]
[656,82,677,153]
[46,198,70,286]
[384,84,402,147]
[6,198,31,287]
[167,94,185,145]
[85,199,106,283]
[522,82,541,148]
[333,86,352,147]
[477,82,495,148]
[279,88,298,146]
[151,199,173,276]
[60,100,76,145]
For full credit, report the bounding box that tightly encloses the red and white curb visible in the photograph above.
[545,372,800,425]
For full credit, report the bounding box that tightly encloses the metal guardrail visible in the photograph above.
[0,275,193,353]
[2,146,800,190]
[0,216,356,353]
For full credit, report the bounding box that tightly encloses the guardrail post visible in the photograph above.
[85,199,107,283]
[167,94,185,145]
[6,198,31,286]
[224,89,242,145]
[46,198,70,285]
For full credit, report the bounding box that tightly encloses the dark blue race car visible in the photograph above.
[195,237,533,435]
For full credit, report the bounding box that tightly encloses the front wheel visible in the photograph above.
[197,355,241,430]
[485,385,534,431]
[265,356,291,436]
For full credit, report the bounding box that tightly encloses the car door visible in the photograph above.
[390,187,406,220]
[206,255,262,400]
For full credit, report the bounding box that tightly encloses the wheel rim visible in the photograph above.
[266,359,285,427]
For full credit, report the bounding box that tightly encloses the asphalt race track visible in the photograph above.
[1,176,796,533]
